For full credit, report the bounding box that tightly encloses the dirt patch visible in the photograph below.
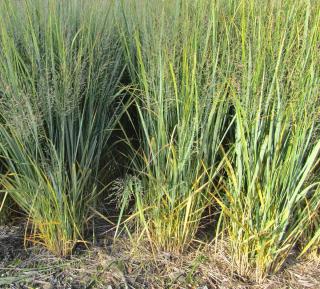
[0,225,25,265]
[1,224,320,289]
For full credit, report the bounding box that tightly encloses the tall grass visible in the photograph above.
[118,0,230,253]
[0,0,319,282]
[214,0,320,280]
[0,0,124,256]
[118,0,320,279]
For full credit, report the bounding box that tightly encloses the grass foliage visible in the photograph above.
[0,0,124,256]
[118,0,229,253]
[0,0,320,281]
[212,0,320,279]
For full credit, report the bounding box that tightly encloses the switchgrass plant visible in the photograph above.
[0,0,124,256]
[214,0,320,280]
[118,0,230,253]
[0,0,319,282]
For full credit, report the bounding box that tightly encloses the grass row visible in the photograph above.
[0,0,320,281]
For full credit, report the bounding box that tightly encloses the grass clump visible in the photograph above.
[214,0,320,280]
[118,0,230,253]
[0,0,124,256]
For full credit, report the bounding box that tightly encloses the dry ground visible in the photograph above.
[1,223,320,289]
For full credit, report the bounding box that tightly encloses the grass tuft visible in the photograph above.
[0,0,125,256]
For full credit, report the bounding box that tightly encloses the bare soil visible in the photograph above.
[1,223,320,289]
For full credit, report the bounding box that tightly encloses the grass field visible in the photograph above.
[0,0,320,287]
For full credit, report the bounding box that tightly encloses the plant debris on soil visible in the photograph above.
[1,223,320,289]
